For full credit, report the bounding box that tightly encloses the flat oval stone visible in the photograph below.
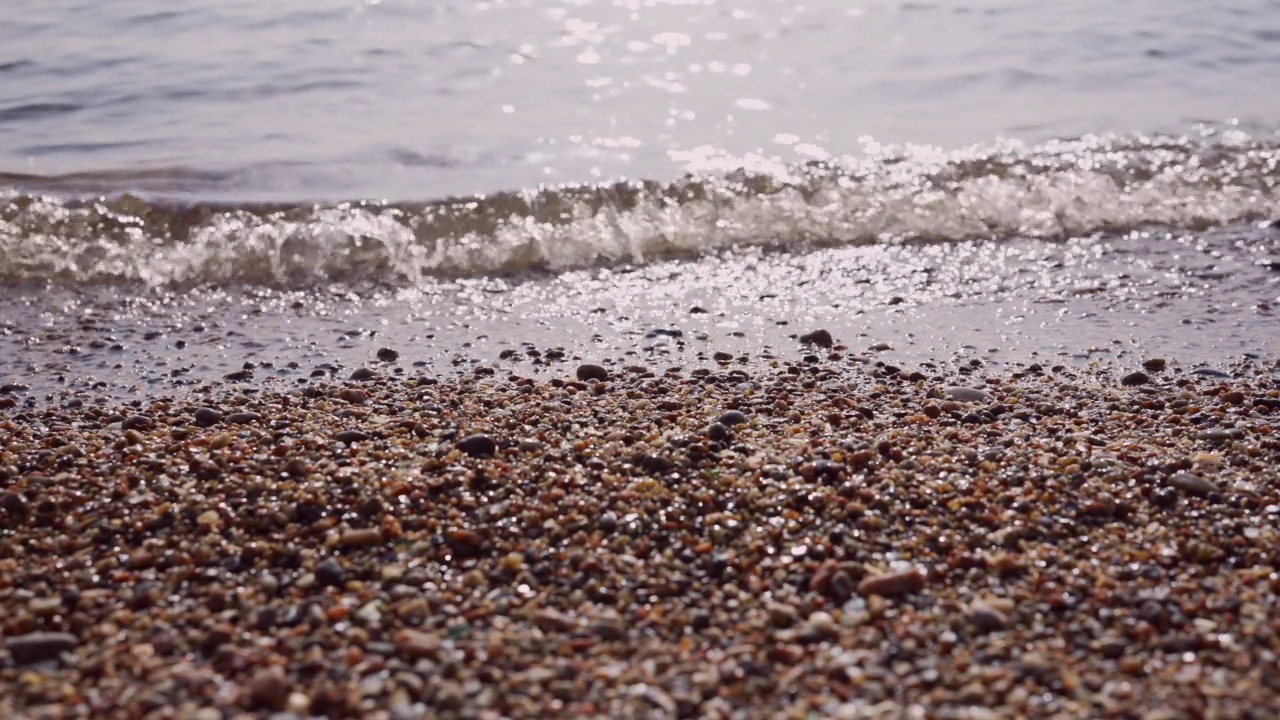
[1168,473,1220,496]
[334,429,371,444]
[7,632,78,665]
[193,407,223,426]
[944,386,994,403]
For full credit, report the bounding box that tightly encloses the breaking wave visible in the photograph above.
[1,130,1277,288]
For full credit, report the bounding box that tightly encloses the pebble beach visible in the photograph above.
[3,347,1280,719]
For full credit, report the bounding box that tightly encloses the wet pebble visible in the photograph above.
[799,329,834,348]
[717,409,748,426]
[457,433,498,457]
[945,386,994,403]
[858,566,926,598]
[334,429,371,444]
[316,558,345,587]
[1121,371,1150,386]
[193,407,223,426]
[576,363,610,382]
[1167,472,1221,496]
[7,632,78,665]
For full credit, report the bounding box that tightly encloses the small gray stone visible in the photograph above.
[1196,428,1239,444]
[944,386,994,403]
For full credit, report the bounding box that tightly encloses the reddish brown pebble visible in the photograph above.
[394,629,441,660]
[857,566,926,597]
[339,528,384,548]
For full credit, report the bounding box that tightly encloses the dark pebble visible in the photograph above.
[316,559,345,587]
[1121,371,1150,387]
[799,329,834,348]
[122,415,153,430]
[1,492,28,517]
[576,363,610,382]
[457,433,498,457]
[376,347,400,362]
[334,429,371,444]
[225,411,262,425]
[717,410,748,426]
[7,632,78,665]
[194,407,223,426]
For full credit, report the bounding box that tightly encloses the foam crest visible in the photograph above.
[1,132,1276,287]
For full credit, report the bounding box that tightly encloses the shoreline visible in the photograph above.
[3,353,1279,717]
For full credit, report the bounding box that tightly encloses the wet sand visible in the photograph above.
[2,347,1279,718]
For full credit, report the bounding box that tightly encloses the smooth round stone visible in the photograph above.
[315,558,345,588]
[944,386,994,403]
[193,407,223,426]
[575,363,610,382]
[456,433,498,457]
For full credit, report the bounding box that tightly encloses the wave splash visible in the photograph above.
[1,130,1277,287]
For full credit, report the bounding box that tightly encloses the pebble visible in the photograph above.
[456,433,498,457]
[334,429,371,444]
[945,386,994,403]
[315,558,345,587]
[7,632,78,665]
[717,409,748,426]
[394,629,441,661]
[799,329,834,348]
[193,407,223,426]
[339,388,369,404]
[245,666,289,711]
[1167,472,1221,496]
[339,528,384,548]
[858,567,927,598]
[1121,371,1150,386]
[576,363,610,381]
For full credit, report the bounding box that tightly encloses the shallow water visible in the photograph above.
[1,1,1279,399]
